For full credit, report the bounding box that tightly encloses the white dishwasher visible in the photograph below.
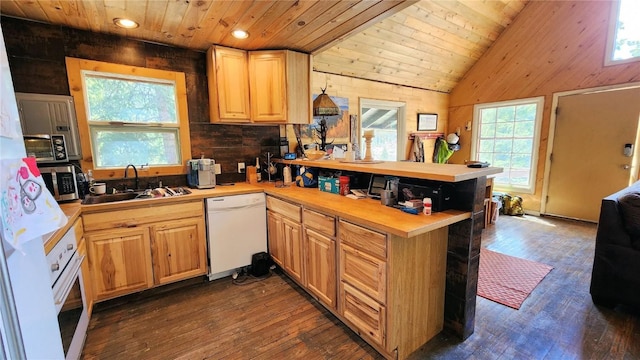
[205,193,267,280]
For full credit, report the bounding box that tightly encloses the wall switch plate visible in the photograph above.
[238,162,245,173]
[214,163,221,175]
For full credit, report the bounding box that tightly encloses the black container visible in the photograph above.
[250,252,270,277]
[398,182,454,212]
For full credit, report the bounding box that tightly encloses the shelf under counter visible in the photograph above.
[260,183,470,238]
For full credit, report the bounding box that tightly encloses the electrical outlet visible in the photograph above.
[214,163,221,175]
[238,162,245,173]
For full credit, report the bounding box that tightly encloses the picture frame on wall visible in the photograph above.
[417,113,438,131]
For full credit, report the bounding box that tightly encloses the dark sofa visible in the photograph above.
[590,181,640,309]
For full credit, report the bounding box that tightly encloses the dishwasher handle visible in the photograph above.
[208,202,265,212]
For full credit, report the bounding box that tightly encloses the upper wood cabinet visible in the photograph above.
[249,50,311,124]
[207,46,311,124]
[207,46,251,123]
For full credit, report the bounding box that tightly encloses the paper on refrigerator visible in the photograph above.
[1,157,67,252]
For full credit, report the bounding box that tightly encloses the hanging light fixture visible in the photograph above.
[312,86,340,116]
[312,86,340,151]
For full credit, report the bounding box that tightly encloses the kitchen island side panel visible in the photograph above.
[445,176,486,339]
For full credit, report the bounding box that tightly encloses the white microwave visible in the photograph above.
[23,134,69,163]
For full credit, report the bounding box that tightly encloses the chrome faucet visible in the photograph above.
[124,164,139,191]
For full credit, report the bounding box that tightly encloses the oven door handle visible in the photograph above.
[53,254,85,307]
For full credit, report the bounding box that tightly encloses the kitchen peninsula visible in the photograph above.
[47,161,500,360]
[264,159,501,359]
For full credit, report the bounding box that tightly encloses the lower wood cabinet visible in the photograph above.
[151,217,207,285]
[87,227,154,301]
[266,205,304,285]
[304,228,336,308]
[282,217,304,284]
[83,200,207,303]
[265,195,448,359]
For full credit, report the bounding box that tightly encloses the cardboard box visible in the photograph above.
[318,176,340,194]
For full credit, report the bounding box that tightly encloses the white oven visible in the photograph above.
[47,227,89,360]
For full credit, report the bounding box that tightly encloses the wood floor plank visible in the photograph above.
[82,215,640,360]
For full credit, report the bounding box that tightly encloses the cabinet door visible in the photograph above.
[151,217,207,285]
[207,46,250,123]
[87,227,153,301]
[305,228,336,308]
[267,210,284,267]
[283,217,304,284]
[249,51,287,123]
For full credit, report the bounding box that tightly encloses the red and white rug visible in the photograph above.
[477,249,554,310]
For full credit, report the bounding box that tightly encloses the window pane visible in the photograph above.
[612,0,640,61]
[496,106,515,122]
[511,154,532,169]
[494,139,513,153]
[85,73,178,124]
[480,123,496,137]
[515,104,536,121]
[91,128,180,168]
[479,139,494,152]
[513,138,533,153]
[514,121,534,137]
[493,153,511,168]
[481,108,496,124]
[495,122,514,138]
[368,128,397,161]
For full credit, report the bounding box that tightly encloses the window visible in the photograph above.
[359,98,406,161]
[606,0,640,65]
[65,58,191,178]
[471,97,544,193]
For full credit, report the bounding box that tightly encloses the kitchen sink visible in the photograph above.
[81,187,192,205]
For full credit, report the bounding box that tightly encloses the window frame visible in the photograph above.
[605,0,640,66]
[65,57,191,179]
[471,96,544,194]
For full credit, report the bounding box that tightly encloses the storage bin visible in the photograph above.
[318,176,340,194]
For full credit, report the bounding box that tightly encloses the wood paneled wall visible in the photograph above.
[311,71,449,160]
[447,1,640,212]
[1,16,279,184]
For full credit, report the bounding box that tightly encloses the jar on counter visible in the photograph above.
[339,176,350,196]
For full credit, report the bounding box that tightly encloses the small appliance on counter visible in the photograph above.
[187,158,216,189]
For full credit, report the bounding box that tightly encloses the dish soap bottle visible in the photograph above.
[255,157,262,182]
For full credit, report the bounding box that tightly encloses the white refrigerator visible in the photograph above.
[0,25,65,359]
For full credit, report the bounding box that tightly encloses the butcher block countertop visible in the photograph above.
[277,159,502,182]
[260,183,469,238]
[44,161,497,251]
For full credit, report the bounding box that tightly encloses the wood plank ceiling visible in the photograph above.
[0,0,527,93]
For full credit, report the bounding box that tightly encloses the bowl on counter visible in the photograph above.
[305,150,326,160]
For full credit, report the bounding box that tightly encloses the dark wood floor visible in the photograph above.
[81,215,640,360]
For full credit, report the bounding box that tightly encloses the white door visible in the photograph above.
[545,86,640,222]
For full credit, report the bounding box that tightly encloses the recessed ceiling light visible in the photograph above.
[232,29,249,39]
[113,18,139,29]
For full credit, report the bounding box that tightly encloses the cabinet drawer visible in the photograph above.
[266,196,301,222]
[338,220,386,259]
[303,208,335,237]
[341,281,386,347]
[83,200,204,232]
[339,244,386,304]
